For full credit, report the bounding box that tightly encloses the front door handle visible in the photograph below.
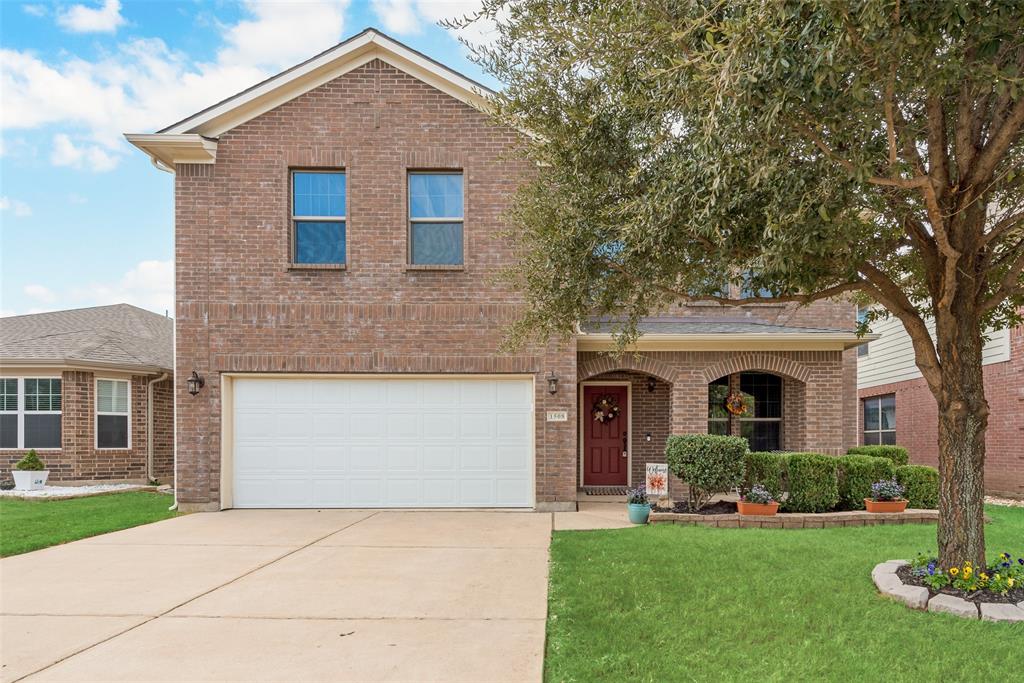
[622,431,628,456]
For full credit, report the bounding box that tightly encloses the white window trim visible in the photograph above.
[290,169,346,265]
[95,378,132,450]
[0,376,63,451]
[862,394,897,444]
[408,170,465,265]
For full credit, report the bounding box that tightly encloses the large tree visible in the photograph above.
[458,0,1024,567]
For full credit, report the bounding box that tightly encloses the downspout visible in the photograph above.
[146,372,170,484]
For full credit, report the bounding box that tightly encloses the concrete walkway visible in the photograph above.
[1,510,568,682]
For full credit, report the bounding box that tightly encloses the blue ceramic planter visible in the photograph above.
[627,503,651,524]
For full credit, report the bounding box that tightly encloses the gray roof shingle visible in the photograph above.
[0,304,173,371]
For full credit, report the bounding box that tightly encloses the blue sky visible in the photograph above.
[0,1,498,317]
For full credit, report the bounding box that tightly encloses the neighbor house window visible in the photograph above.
[739,372,782,451]
[0,378,62,449]
[863,394,896,445]
[739,270,773,299]
[24,378,62,449]
[409,172,463,265]
[96,379,130,449]
[707,377,730,435]
[856,306,870,357]
[0,379,17,449]
[292,170,346,264]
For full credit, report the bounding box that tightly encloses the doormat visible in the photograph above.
[582,486,629,496]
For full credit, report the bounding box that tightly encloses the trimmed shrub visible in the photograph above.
[846,445,909,467]
[836,455,895,510]
[895,464,939,509]
[665,434,748,511]
[783,453,839,513]
[744,452,787,503]
[14,450,46,471]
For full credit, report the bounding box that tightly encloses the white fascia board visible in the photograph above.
[158,31,491,139]
[124,134,217,173]
[575,332,879,352]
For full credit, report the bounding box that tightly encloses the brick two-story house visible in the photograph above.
[128,29,867,512]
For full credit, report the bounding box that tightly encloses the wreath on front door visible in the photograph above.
[592,395,621,423]
[724,391,749,416]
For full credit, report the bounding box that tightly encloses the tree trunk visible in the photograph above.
[934,309,989,570]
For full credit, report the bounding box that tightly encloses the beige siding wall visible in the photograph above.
[857,315,1011,389]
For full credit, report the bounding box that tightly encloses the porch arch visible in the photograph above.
[577,355,677,384]
[701,353,812,384]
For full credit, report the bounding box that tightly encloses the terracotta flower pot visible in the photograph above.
[737,500,779,516]
[864,498,908,513]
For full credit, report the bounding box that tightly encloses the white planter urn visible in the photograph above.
[12,470,49,491]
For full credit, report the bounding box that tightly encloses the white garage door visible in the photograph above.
[231,377,534,508]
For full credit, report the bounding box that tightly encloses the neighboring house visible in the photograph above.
[0,305,174,484]
[128,29,867,512]
[858,311,1023,497]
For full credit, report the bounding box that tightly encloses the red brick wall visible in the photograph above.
[151,377,174,484]
[2,370,172,482]
[858,322,1024,497]
[173,60,578,508]
[579,349,855,456]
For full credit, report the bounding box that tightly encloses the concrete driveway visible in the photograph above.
[0,510,552,682]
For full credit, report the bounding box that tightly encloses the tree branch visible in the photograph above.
[794,123,930,189]
[981,247,1024,314]
[964,97,1024,194]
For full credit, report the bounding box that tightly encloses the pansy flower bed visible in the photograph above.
[899,552,1024,604]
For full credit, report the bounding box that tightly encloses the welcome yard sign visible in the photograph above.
[645,463,668,497]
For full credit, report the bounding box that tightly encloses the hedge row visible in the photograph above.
[744,451,938,512]
[846,445,910,467]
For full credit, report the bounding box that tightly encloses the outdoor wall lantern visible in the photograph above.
[547,371,559,395]
[645,432,652,442]
[186,370,205,396]
[647,377,657,393]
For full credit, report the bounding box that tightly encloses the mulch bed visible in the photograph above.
[896,565,1024,605]
[653,500,738,515]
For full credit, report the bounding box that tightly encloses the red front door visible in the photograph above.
[582,385,628,486]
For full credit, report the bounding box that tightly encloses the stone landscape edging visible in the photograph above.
[649,509,939,529]
[872,560,1024,622]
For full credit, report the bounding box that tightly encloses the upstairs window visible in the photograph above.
[856,306,870,357]
[97,379,130,449]
[409,172,463,265]
[863,394,896,445]
[739,270,773,299]
[292,170,346,264]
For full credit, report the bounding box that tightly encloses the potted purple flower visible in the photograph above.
[737,484,779,516]
[865,479,908,513]
[626,485,651,524]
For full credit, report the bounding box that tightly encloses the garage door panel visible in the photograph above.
[232,378,532,508]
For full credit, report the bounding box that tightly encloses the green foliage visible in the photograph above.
[744,451,787,503]
[14,450,46,471]
[783,453,840,513]
[837,455,895,510]
[896,465,940,509]
[665,434,747,511]
[846,445,910,467]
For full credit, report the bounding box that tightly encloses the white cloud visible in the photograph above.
[22,4,48,18]
[0,196,33,217]
[57,0,126,34]
[370,1,499,47]
[50,133,118,171]
[371,0,422,35]
[0,1,352,171]
[218,0,350,70]
[24,284,57,304]
[71,259,174,314]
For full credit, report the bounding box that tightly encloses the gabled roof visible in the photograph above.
[125,28,494,171]
[0,304,174,373]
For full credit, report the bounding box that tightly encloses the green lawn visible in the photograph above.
[0,492,177,557]
[546,505,1024,682]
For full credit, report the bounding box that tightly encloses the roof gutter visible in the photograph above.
[0,359,172,375]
